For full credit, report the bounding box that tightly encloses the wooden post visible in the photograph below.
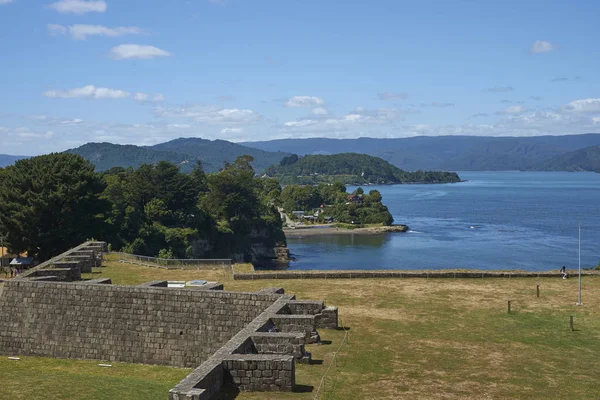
[570,316,574,332]
[507,300,511,314]
[536,284,540,298]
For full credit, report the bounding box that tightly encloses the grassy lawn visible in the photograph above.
[7,256,600,399]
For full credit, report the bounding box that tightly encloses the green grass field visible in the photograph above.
[4,257,600,399]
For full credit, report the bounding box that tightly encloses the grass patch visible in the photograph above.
[0,357,189,400]
[18,258,600,399]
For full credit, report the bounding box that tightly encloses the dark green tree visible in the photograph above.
[0,153,108,260]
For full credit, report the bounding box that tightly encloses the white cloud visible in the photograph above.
[48,24,144,40]
[497,105,527,115]
[220,127,243,134]
[167,124,192,129]
[312,107,328,116]
[421,102,455,108]
[49,0,106,14]
[285,96,325,108]
[134,92,165,103]
[0,0,14,5]
[485,86,514,93]
[283,120,319,128]
[44,85,130,99]
[109,44,172,60]
[155,104,263,125]
[530,40,555,54]
[563,98,600,113]
[377,92,408,101]
[48,24,68,36]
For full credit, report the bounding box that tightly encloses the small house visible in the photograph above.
[346,194,362,204]
[10,257,35,270]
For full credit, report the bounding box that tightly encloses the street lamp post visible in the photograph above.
[577,224,583,306]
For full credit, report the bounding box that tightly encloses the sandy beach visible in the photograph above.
[283,225,409,238]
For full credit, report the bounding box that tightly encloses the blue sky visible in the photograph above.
[1,0,599,155]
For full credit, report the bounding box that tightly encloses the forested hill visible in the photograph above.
[534,146,600,172]
[150,138,290,173]
[242,134,600,172]
[264,153,461,185]
[66,138,289,173]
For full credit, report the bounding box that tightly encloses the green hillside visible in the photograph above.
[65,143,198,172]
[66,138,289,173]
[535,145,600,172]
[264,153,461,185]
[151,138,290,173]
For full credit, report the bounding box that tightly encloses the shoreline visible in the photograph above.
[284,224,409,237]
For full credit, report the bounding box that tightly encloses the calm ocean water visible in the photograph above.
[285,171,600,271]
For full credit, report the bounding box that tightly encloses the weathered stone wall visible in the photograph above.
[235,270,600,280]
[18,241,107,282]
[0,280,279,368]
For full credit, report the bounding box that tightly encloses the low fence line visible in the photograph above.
[234,270,600,280]
[110,252,232,270]
[313,316,350,400]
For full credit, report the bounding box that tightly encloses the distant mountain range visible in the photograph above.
[2,134,600,173]
[242,134,600,172]
[65,138,290,173]
[534,145,600,172]
[0,154,27,168]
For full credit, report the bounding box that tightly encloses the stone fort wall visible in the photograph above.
[0,280,280,368]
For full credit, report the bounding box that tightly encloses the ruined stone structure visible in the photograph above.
[19,241,107,281]
[0,242,339,399]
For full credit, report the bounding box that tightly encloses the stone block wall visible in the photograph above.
[316,306,339,329]
[18,241,107,281]
[222,354,295,392]
[250,332,308,362]
[0,280,279,368]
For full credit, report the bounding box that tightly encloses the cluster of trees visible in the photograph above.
[0,153,284,261]
[265,153,462,185]
[278,182,394,226]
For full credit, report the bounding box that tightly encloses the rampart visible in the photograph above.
[234,269,600,280]
[0,278,339,399]
[0,280,279,368]
[0,241,340,399]
[18,241,107,281]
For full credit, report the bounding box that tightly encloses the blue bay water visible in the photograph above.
[285,171,600,271]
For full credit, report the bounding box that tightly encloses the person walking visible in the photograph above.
[560,265,568,279]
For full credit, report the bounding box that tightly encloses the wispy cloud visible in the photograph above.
[529,96,543,101]
[48,24,144,40]
[0,0,14,5]
[530,40,555,54]
[109,44,172,60]
[496,105,527,115]
[48,0,106,14]
[44,85,130,99]
[549,76,583,83]
[154,104,263,125]
[420,102,455,108]
[562,98,600,113]
[377,92,408,101]
[285,96,325,108]
[484,86,514,93]
[312,107,329,116]
[134,93,165,103]
[469,113,489,119]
